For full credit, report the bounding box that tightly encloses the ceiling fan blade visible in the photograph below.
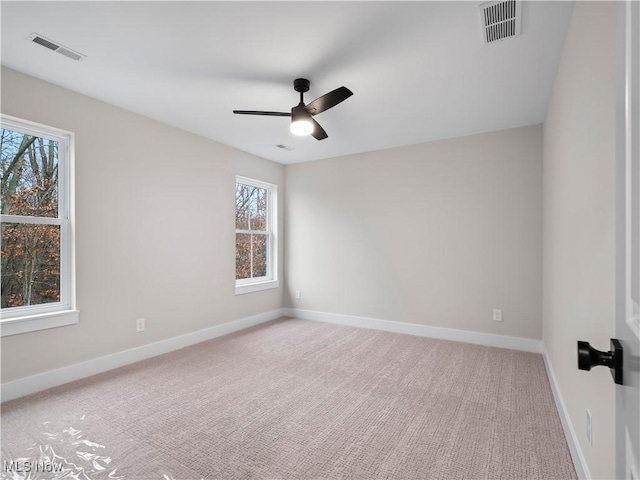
[233,110,291,116]
[310,118,328,141]
[305,87,353,115]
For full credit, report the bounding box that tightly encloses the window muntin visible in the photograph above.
[1,116,73,320]
[235,177,277,292]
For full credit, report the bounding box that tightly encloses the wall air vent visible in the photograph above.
[479,0,522,45]
[29,33,85,61]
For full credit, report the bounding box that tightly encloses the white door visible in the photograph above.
[615,1,640,478]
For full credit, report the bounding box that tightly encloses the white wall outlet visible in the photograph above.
[295,290,301,300]
[136,318,145,333]
[493,309,503,321]
[586,409,592,445]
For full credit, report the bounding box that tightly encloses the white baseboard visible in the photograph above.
[284,308,542,353]
[541,342,590,479]
[1,308,285,403]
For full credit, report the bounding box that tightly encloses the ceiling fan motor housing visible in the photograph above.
[294,78,310,93]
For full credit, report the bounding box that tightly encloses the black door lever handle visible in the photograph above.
[577,338,623,385]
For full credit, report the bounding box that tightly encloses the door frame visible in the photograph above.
[615,1,640,478]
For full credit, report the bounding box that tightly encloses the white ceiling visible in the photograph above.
[1,1,574,164]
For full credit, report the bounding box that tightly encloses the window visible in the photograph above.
[1,115,77,336]
[235,176,278,295]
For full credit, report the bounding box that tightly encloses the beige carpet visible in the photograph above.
[1,317,576,479]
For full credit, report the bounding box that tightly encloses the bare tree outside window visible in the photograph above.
[235,182,269,280]
[1,128,61,308]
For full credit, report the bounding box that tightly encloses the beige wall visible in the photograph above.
[542,2,616,479]
[0,72,545,381]
[0,67,285,382]
[285,125,543,340]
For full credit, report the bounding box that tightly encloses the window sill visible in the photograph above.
[1,309,79,337]
[235,280,279,296]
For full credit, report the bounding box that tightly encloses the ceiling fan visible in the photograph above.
[233,78,353,141]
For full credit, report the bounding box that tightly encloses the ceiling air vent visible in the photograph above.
[479,0,522,45]
[29,33,85,61]
[275,144,294,151]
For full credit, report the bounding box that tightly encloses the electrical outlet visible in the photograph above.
[295,290,301,300]
[493,309,503,321]
[136,318,145,333]
[586,409,592,445]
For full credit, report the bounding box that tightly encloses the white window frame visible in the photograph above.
[235,176,278,295]
[0,115,77,336]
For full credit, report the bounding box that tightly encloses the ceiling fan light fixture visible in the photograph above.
[290,108,313,136]
[290,119,313,136]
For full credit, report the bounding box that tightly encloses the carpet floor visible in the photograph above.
[1,317,576,479]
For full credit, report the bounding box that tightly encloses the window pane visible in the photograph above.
[252,234,268,278]
[1,222,61,308]
[236,233,251,279]
[1,129,59,218]
[235,183,249,230]
[250,187,267,232]
[235,233,268,280]
[236,182,267,232]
